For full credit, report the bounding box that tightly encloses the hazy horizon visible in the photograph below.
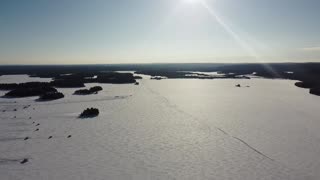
[1,62,320,67]
[1,0,320,64]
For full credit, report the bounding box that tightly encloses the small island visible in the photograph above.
[4,86,57,98]
[50,80,85,88]
[295,81,314,89]
[74,86,103,95]
[79,108,99,118]
[38,92,65,101]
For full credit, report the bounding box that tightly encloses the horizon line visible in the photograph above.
[0,61,319,66]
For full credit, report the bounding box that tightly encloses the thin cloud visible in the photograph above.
[300,46,320,52]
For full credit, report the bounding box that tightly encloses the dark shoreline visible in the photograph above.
[0,63,320,96]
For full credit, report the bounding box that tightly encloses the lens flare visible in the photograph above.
[198,0,281,77]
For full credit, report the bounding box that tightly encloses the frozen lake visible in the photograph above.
[0,75,319,179]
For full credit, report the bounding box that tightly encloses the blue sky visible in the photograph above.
[0,0,320,64]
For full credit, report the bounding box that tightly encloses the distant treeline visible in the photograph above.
[0,63,319,81]
[0,72,137,99]
[0,63,319,96]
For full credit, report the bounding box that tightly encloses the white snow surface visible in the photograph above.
[0,75,52,84]
[0,75,319,180]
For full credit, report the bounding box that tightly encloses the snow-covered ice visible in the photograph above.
[0,75,318,179]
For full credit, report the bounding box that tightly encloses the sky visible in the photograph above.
[0,0,320,64]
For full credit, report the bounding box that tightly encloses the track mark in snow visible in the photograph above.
[145,83,276,162]
[0,137,24,142]
[232,136,274,161]
[0,158,21,164]
[21,95,132,106]
[217,128,228,135]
